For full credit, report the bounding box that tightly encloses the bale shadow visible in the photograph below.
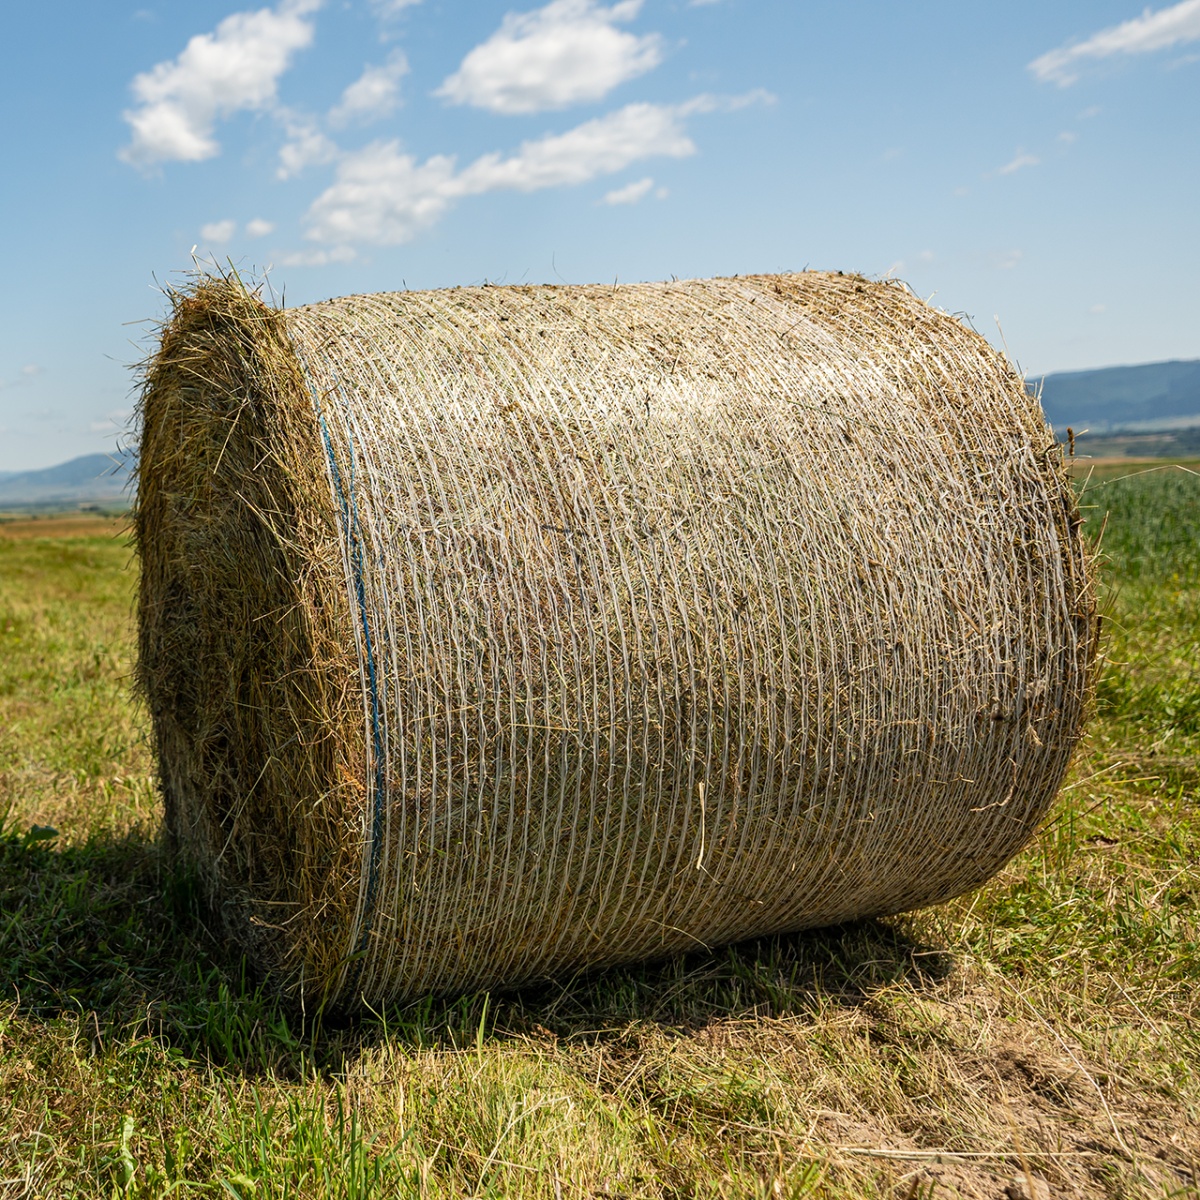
[501,918,954,1043]
[0,820,953,1080]
[0,823,251,1051]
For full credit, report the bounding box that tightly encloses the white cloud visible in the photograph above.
[304,146,459,244]
[997,249,1025,270]
[677,88,775,115]
[200,219,237,243]
[1029,0,1200,85]
[304,100,699,245]
[436,0,663,114]
[278,245,358,267]
[997,150,1040,175]
[461,101,695,190]
[246,217,276,237]
[120,0,321,167]
[601,176,654,204]
[277,112,339,178]
[1090,303,1107,314]
[1058,130,1078,143]
[300,91,767,249]
[369,0,423,13]
[330,50,409,126]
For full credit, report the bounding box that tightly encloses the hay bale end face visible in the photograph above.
[135,272,1098,1007]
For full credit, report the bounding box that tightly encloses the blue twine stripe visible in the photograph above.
[318,412,387,996]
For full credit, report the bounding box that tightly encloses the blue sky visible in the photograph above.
[1,0,1198,471]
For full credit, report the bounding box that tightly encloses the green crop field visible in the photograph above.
[1,465,1198,1199]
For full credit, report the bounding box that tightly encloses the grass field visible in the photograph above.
[1,463,1198,1199]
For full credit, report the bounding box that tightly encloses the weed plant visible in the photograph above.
[1,468,1197,1198]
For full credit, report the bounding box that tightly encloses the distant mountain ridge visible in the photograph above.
[1032,359,1200,434]
[0,448,135,508]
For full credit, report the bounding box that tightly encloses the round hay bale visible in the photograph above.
[135,271,1098,1007]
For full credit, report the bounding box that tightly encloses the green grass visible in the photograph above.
[1078,463,1200,580]
[1,469,1198,1199]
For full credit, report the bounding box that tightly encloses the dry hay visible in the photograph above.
[135,271,1098,1008]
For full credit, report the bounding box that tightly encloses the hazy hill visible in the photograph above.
[0,449,135,508]
[1033,359,1200,433]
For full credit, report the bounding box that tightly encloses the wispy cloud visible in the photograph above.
[369,0,423,14]
[0,365,43,391]
[884,250,934,276]
[329,49,409,126]
[437,0,663,115]
[193,219,277,250]
[90,408,132,435]
[1029,0,1200,85]
[276,111,338,179]
[455,100,695,191]
[679,89,775,115]
[302,93,765,247]
[601,176,654,204]
[199,219,237,243]
[278,245,358,267]
[276,49,409,177]
[120,0,321,167]
[303,147,458,246]
[996,150,1040,176]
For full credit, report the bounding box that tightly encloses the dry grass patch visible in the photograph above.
[0,514,128,542]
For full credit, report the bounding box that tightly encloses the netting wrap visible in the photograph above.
[136,272,1097,1006]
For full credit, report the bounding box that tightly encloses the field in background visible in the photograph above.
[1072,429,1200,458]
[0,513,129,541]
[1,466,1198,1199]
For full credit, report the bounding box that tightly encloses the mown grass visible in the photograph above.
[1,467,1198,1200]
